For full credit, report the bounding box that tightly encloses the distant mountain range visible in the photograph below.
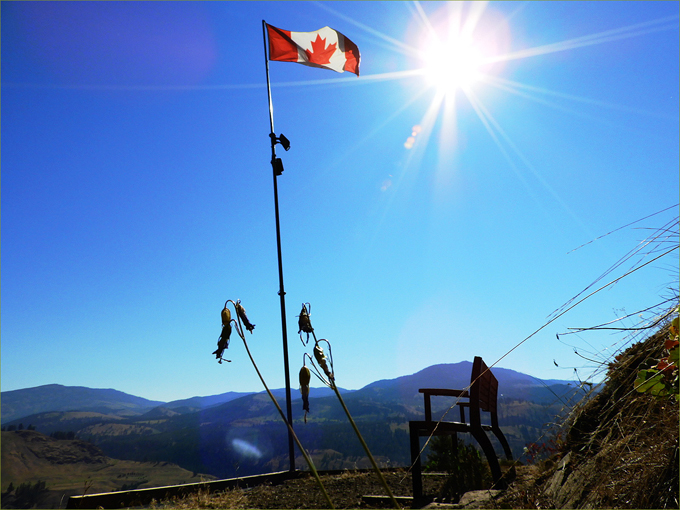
[1,362,573,425]
[1,384,353,425]
[1,362,584,479]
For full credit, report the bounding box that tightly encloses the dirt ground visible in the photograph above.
[151,469,458,509]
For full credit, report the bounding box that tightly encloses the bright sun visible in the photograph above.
[421,34,488,95]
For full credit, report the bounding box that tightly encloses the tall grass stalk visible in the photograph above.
[331,383,401,509]
[301,304,401,509]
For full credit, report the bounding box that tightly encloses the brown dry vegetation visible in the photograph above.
[497,323,679,509]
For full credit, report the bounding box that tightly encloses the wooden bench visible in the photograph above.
[409,356,513,499]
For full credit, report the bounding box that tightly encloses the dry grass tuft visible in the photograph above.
[527,323,678,509]
[150,487,247,509]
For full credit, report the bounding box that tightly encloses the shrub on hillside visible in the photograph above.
[1,480,49,509]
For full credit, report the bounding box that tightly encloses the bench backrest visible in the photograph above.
[470,356,498,415]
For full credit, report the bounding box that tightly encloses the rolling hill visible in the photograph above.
[0,429,215,509]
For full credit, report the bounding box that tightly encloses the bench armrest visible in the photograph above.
[419,388,470,421]
[419,389,469,398]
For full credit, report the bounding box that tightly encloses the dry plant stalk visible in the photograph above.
[213,299,335,509]
[298,302,401,509]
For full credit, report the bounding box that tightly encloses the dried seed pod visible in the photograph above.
[221,306,232,327]
[213,321,232,361]
[299,365,311,387]
[235,301,255,333]
[299,366,311,423]
[298,304,313,335]
[313,342,333,381]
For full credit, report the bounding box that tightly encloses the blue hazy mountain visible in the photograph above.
[2,363,574,425]
[1,384,165,424]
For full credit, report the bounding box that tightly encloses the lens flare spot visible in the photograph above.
[404,124,423,150]
[231,438,262,460]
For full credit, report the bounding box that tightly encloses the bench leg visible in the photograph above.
[492,427,513,460]
[491,416,513,461]
[409,424,423,500]
[471,428,504,489]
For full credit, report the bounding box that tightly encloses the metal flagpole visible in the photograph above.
[262,19,296,473]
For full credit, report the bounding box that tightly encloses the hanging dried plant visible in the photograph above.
[298,303,314,344]
[210,298,334,508]
[314,341,334,382]
[213,305,233,363]
[299,365,311,423]
[235,300,256,333]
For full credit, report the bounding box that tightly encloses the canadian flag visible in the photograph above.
[266,23,360,76]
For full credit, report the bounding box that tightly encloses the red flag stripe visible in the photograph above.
[267,25,300,62]
[340,35,360,76]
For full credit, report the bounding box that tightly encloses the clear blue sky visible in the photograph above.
[2,1,678,402]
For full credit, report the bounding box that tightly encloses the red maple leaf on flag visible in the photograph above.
[305,34,337,65]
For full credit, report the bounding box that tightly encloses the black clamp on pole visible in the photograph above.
[270,133,290,176]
